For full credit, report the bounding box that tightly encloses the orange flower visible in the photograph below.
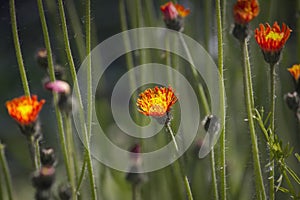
[233,0,259,24]
[288,64,300,82]
[137,86,177,117]
[255,22,291,53]
[6,95,45,125]
[160,2,190,20]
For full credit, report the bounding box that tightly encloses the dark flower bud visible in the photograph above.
[284,92,300,111]
[232,23,250,42]
[32,166,56,190]
[36,48,48,69]
[35,190,51,200]
[58,183,72,200]
[54,65,66,80]
[126,166,147,186]
[40,148,56,167]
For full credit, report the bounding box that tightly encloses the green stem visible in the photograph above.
[166,123,194,200]
[64,115,78,199]
[85,0,98,199]
[215,0,226,199]
[241,40,266,200]
[282,170,296,198]
[0,168,3,200]
[269,63,276,200]
[0,143,14,200]
[65,0,86,61]
[28,135,41,170]
[132,184,137,200]
[9,0,30,97]
[36,0,74,194]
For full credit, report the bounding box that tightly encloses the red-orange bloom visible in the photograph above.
[160,2,190,20]
[137,86,177,117]
[288,64,300,82]
[6,95,45,125]
[233,0,259,24]
[255,22,291,53]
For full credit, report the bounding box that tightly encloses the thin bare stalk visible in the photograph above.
[85,0,98,199]
[0,143,14,200]
[9,0,30,97]
[166,123,194,200]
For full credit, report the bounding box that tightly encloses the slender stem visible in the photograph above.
[166,123,194,200]
[9,0,30,97]
[269,63,276,200]
[85,0,97,199]
[210,148,219,200]
[0,168,3,200]
[241,40,266,200]
[64,115,78,199]
[65,0,86,61]
[28,135,41,170]
[76,158,87,192]
[282,170,296,198]
[0,144,14,200]
[132,184,137,200]
[215,0,226,199]
[36,0,74,193]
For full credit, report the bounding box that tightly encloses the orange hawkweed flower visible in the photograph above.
[288,64,300,82]
[160,2,190,31]
[233,0,259,24]
[137,86,177,117]
[160,2,190,20]
[6,95,45,125]
[255,22,291,64]
[255,22,291,53]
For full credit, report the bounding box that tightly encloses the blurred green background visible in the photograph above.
[0,0,300,199]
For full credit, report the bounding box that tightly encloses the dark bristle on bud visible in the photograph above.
[58,183,72,200]
[58,94,73,115]
[40,148,56,167]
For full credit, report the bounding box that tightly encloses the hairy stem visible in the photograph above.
[241,40,266,200]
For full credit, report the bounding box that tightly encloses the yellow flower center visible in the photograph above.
[266,31,284,41]
[17,104,33,119]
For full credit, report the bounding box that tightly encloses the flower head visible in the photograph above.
[255,22,291,64]
[160,2,190,20]
[233,0,259,25]
[255,22,291,53]
[160,2,190,31]
[137,86,177,117]
[6,95,45,125]
[288,64,300,82]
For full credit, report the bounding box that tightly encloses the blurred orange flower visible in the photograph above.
[6,95,45,125]
[288,64,300,82]
[255,22,291,53]
[233,0,259,24]
[160,2,190,20]
[137,86,177,117]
